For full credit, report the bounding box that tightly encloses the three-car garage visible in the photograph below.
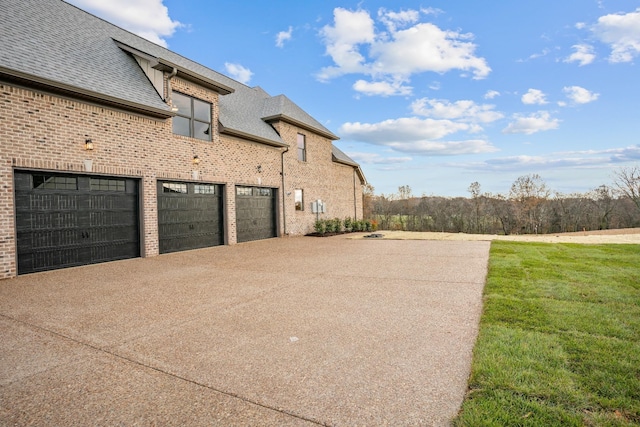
[14,172,279,274]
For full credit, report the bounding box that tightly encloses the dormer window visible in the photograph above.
[172,91,211,141]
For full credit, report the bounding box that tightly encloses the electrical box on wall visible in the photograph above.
[311,199,326,214]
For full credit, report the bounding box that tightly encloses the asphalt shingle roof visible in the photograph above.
[0,0,359,167]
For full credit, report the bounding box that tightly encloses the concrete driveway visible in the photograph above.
[0,236,490,426]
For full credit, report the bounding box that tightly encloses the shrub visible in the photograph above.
[343,217,353,232]
[314,219,327,235]
[325,219,335,233]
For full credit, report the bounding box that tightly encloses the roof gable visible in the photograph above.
[261,95,339,141]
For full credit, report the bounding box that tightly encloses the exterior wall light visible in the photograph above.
[84,139,94,150]
[192,155,200,165]
[257,165,262,173]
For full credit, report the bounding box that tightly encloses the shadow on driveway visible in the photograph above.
[0,236,490,426]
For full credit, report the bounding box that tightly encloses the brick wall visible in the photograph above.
[275,122,364,236]
[0,78,363,279]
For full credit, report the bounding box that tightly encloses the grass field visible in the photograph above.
[454,242,640,426]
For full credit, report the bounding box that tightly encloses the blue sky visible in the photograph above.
[67,0,640,197]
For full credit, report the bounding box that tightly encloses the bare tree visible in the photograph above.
[398,185,412,200]
[590,185,616,230]
[509,174,550,233]
[468,182,482,233]
[613,165,640,212]
[396,185,413,230]
[486,193,517,235]
[362,183,375,219]
[369,171,640,233]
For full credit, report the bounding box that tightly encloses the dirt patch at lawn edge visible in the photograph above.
[350,228,640,244]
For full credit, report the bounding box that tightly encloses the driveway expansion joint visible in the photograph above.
[0,313,328,426]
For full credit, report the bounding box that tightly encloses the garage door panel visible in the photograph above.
[235,186,277,243]
[15,172,140,275]
[157,181,224,254]
[18,247,86,274]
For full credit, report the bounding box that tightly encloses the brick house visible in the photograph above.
[0,0,366,278]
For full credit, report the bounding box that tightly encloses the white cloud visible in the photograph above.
[464,144,640,172]
[592,8,640,63]
[340,117,467,142]
[564,44,596,66]
[353,79,412,96]
[317,7,490,93]
[386,140,498,155]
[502,111,560,135]
[369,23,491,79]
[420,7,444,16]
[564,145,640,162]
[338,117,497,155]
[224,63,253,84]
[563,86,599,104]
[521,89,548,105]
[67,0,181,47]
[378,8,420,33]
[276,26,293,48]
[317,8,376,80]
[529,48,551,60]
[411,98,504,123]
[347,152,413,164]
[484,90,500,99]
[481,155,605,171]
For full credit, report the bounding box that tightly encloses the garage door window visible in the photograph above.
[33,175,77,190]
[194,184,216,194]
[90,178,125,192]
[163,182,188,193]
[236,187,252,196]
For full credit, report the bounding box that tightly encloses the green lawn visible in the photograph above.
[454,242,640,426]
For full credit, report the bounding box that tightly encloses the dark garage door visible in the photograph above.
[235,186,277,243]
[15,171,140,275]
[157,181,224,254]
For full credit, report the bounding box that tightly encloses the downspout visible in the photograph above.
[281,147,289,235]
[353,169,358,220]
[166,67,178,100]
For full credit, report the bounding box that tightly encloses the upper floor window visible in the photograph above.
[172,91,211,141]
[297,133,306,161]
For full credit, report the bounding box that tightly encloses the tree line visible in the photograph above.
[364,166,640,235]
